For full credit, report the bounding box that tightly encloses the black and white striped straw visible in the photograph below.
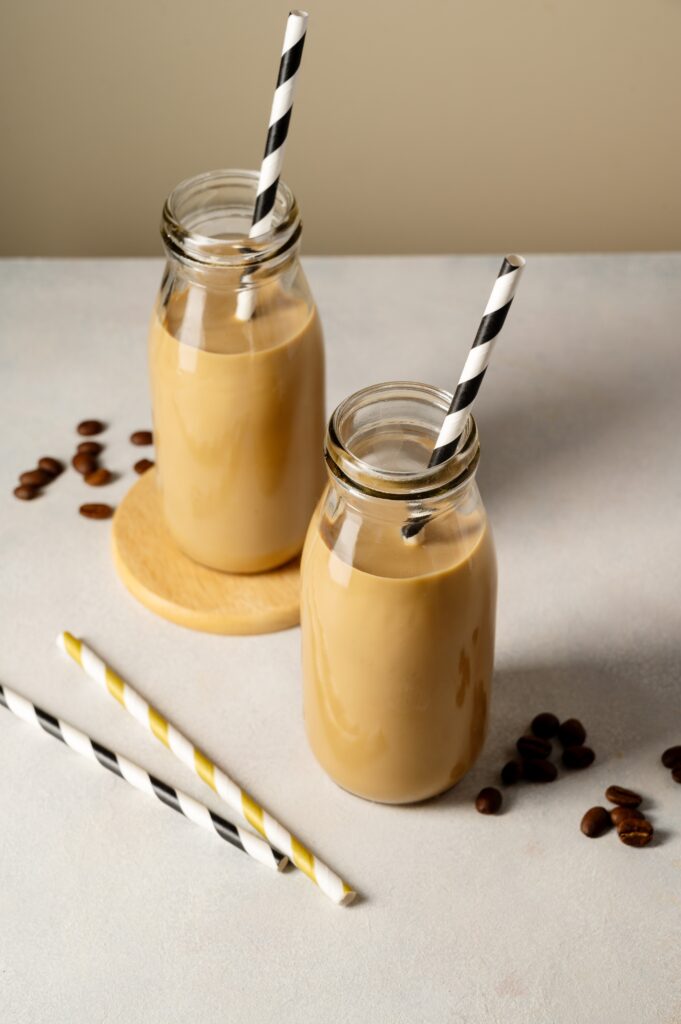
[0,682,287,872]
[250,10,308,238]
[428,254,526,467]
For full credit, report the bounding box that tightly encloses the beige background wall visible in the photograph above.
[1,0,680,256]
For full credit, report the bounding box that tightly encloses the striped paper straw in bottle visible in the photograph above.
[403,254,525,540]
[57,633,356,907]
[236,10,308,320]
[0,683,287,872]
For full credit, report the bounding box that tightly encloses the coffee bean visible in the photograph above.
[72,452,98,476]
[501,760,522,786]
[77,420,105,436]
[605,785,642,808]
[610,806,644,827]
[77,441,103,456]
[581,807,612,838]
[134,458,154,475]
[617,818,653,847]
[558,719,587,747]
[672,767,681,784]
[79,503,113,520]
[531,712,560,739]
[19,468,53,487]
[475,787,502,814]
[516,735,552,760]
[85,468,112,487]
[38,457,64,476]
[13,484,38,500]
[661,746,681,770]
[562,745,595,770]
[522,758,558,783]
[130,430,153,446]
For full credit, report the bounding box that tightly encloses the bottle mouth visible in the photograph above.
[326,381,480,500]
[161,168,302,269]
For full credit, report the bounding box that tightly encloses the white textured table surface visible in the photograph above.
[1,255,681,1023]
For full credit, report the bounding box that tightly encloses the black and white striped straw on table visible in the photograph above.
[0,682,287,872]
[403,254,526,539]
[237,10,308,319]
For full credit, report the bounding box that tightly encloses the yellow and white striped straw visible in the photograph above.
[57,632,356,907]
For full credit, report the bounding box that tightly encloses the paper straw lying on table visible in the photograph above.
[0,681,286,872]
[57,632,356,907]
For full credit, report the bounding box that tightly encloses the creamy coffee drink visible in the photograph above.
[149,281,325,573]
[301,502,497,804]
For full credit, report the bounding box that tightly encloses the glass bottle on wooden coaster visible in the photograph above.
[149,169,325,573]
[301,382,497,804]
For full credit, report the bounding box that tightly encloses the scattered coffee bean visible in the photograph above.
[610,806,644,827]
[134,458,154,475]
[475,787,502,814]
[13,484,38,501]
[531,712,560,739]
[558,718,587,747]
[605,785,642,808]
[38,457,64,476]
[672,767,681,784]
[581,807,612,838]
[617,818,653,847]
[501,760,522,786]
[19,468,53,487]
[130,430,153,446]
[77,419,105,436]
[79,503,113,520]
[85,468,112,487]
[661,746,681,770]
[522,758,558,783]
[77,441,103,456]
[72,452,98,476]
[562,745,595,770]
[516,735,552,760]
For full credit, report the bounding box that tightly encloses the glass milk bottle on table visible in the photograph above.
[301,383,497,804]
[148,169,325,573]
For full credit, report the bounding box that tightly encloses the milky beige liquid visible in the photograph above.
[149,283,325,572]
[301,504,496,803]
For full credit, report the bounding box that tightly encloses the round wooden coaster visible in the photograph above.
[111,469,301,635]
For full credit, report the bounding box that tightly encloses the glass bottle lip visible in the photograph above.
[160,168,302,269]
[326,381,481,501]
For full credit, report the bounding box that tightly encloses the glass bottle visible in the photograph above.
[149,169,325,573]
[301,382,497,803]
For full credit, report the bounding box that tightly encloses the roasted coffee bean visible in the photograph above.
[38,457,64,476]
[516,735,552,760]
[661,746,681,770]
[19,468,53,487]
[672,767,681,784]
[77,419,105,436]
[14,484,38,500]
[79,503,113,520]
[610,806,644,827]
[475,787,502,814]
[77,441,103,456]
[134,458,154,475]
[72,452,98,476]
[562,745,595,770]
[522,758,558,783]
[605,785,642,808]
[85,468,111,487]
[581,807,612,838]
[501,760,522,786]
[558,718,587,747]
[617,818,653,847]
[130,430,153,446]
[531,712,560,739]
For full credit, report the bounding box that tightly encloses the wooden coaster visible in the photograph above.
[111,469,301,635]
